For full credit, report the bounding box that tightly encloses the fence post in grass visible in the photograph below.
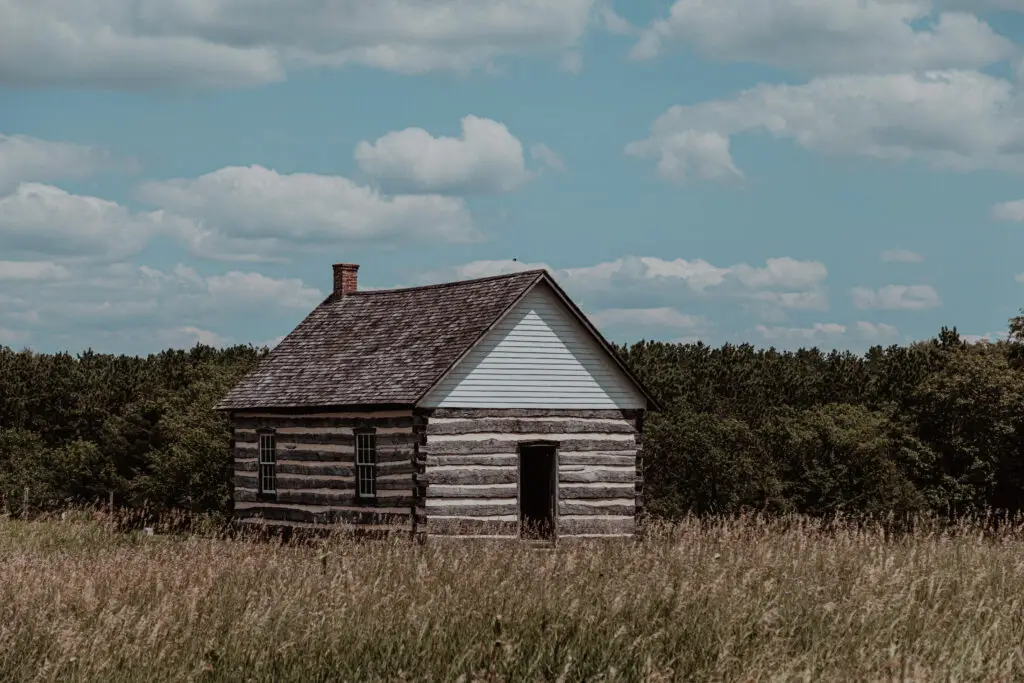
[22,486,28,519]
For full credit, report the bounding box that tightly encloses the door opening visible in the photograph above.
[519,443,556,540]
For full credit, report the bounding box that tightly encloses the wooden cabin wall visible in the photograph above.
[421,408,641,539]
[230,410,422,532]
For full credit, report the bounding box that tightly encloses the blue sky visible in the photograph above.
[2,0,1024,355]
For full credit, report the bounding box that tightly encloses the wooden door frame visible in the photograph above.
[517,440,559,541]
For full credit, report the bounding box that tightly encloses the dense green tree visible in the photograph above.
[643,409,783,517]
[4,317,1024,523]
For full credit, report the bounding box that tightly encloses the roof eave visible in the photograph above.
[217,402,416,415]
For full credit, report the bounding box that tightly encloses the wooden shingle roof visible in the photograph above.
[215,270,547,410]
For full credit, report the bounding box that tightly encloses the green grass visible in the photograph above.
[2,514,1024,681]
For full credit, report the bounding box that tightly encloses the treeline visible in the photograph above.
[0,345,267,516]
[2,323,1024,521]
[623,325,1024,521]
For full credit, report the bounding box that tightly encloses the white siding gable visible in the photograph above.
[420,282,646,409]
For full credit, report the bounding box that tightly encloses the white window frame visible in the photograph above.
[355,431,377,499]
[258,432,277,494]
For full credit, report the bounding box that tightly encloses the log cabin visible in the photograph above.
[215,263,661,541]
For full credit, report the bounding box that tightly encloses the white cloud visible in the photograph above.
[175,326,231,348]
[756,320,901,347]
[626,70,1024,183]
[72,326,233,353]
[728,257,828,290]
[355,116,537,194]
[530,143,567,173]
[0,260,323,353]
[851,284,942,310]
[421,255,829,326]
[137,164,478,260]
[0,261,71,281]
[596,3,639,36]
[937,1,1024,11]
[630,0,1017,73]
[0,183,159,261]
[133,263,324,312]
[0,134,114,193]
[626,131,743,183]
[855,320,901,342]
[880,248,925,263]
[963,330,1007,344]
[746,290,831,319]
[992,200,1024,222]
[590,307,705,331]
[0,0,598,89]
[756,322,847,345]
[204,271,324,310]
[432,255,827,300]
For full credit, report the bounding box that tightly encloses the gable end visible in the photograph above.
[419,280,649,410]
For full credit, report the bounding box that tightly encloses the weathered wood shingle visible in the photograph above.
[215,270,546,410]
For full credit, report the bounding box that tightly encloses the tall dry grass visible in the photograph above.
[2,514,1024,682]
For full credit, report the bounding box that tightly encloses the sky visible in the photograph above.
[2,0,1024,356]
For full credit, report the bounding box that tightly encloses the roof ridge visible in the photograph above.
[352,268,547,295]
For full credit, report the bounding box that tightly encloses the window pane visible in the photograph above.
[356,432,376,497]
[258,433,276,492]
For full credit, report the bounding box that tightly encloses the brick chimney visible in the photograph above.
[332,263,359,297]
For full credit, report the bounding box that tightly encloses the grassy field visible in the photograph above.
[2,515,1024,682]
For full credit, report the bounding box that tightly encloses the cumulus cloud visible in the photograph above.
[880,248,925,263]
[0,134,115,193]
[203,271,325,310]
[137,164,478,260]
[963,330,1008,344]
[427,256,827,303]
[530,143,567,173]
[626,131,742,183]
[134,264,323,312]
[419,255,830,339]
[630,0,1017,73]
[855,321,901,342]
[0,261,71,281]
[0,261,323,354]
[0,183,160,261]
[992,200,1024,222]
[0,0,598,89]
[355,116,537,194]
[626,70,1024,183]
[851,284,942,310]
[168,326,231,348]
[937,0,1024,10]
[590,307,705,331]
[756,322,847,345]
[756,320,901,348]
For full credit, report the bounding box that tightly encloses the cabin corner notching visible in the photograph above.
[216,265,658,540]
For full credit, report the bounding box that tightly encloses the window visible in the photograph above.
[356,431,377,499]
[258,432,276,494]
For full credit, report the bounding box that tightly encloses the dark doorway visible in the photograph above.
[519,443,556,540]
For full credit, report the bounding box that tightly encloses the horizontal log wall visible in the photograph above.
[421,409,640,539]
[231,410,419,532]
